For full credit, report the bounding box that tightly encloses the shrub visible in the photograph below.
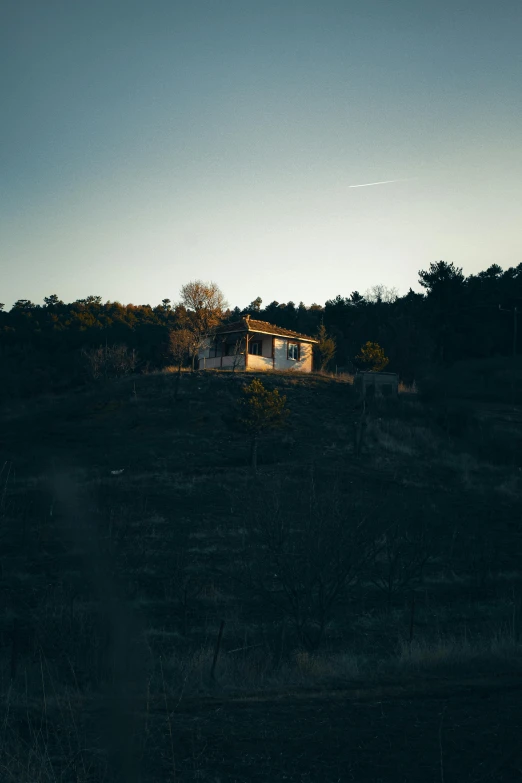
[355,341,389,372]
[237,378,289,471]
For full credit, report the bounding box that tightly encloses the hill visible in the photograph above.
[1,369,522,781]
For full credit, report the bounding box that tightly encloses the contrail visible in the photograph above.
[348,178,411,188]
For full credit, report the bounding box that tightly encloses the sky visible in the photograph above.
[1,0,521,310]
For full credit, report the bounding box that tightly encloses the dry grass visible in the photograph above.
[150,629,522,698]
[366,416,440,457]
[365,410,505,492]
[398,380,418,394]
[314,370,354,383]
[395,634,522,673]
[0,668,104,782]
[161,365,193,374]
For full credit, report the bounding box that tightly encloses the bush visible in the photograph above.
[355,341,389,372]
[81,344,138,381]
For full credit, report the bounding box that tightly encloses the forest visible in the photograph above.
[1,260,521,401]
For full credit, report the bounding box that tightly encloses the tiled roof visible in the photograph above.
[213,317,318,342]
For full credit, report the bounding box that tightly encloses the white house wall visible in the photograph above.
[201,355,245,370]
[274,338,313,373]
[248,354,273,371]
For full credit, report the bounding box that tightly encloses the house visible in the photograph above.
[198,315,318,372]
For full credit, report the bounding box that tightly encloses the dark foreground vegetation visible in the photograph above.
[1,364,522,781]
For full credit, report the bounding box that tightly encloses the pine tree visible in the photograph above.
[239,379,289,471]
[315,323,336,371]
[356,341,389,372]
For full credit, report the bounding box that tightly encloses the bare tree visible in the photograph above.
[168,328,196,400]
[82,344,138,381]
[241,478,376,650]
[230,337,245,372]
[179,280,228,369]
[367,521,431,610]
[364,284,398,304]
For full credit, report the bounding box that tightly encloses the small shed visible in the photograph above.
[354,371,399,400]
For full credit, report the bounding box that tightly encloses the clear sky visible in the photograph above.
[1,0,521,310]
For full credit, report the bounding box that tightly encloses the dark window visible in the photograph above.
[287,342,299,360]
[249,341,262,356]
[210,340,223,358]
[226,341,241,356]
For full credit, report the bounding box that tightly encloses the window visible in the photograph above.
[222,335,243,356]
[210,339,223,358]
[249,341,262,356]
[287,342,299,360]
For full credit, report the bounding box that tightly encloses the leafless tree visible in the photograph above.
[168,328,196,399]
[364,284,399,304]
[240,477,376,649]
[230,337,245,372]
[179,280,228,369]
[367,521,431,610]
[82,344,138,381]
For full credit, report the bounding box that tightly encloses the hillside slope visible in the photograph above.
[1,370,521,781]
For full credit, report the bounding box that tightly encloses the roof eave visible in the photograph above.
[214,326,317,343]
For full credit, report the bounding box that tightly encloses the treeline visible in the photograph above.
[1,261,521,400]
